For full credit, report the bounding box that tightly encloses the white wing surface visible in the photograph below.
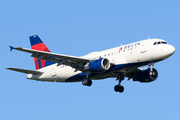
[10,46,90,69]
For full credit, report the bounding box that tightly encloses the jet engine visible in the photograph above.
[84,58,110,72]
[133,68,158,82]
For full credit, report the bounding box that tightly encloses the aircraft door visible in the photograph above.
[51,67,57,77]
[141,41,147,53]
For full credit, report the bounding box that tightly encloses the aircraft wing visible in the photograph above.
[10,46,90,69]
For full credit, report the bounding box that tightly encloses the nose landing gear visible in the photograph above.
[149,62,154,75]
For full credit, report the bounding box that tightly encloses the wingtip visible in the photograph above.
[6,67,11,70]
[9,46,14,51]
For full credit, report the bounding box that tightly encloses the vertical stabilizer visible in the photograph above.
[30,35,55,70]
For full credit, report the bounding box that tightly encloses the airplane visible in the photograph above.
[6,35,175,93]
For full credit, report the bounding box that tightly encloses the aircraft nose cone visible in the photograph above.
[168,45,175,56]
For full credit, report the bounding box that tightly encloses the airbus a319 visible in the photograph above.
[7,35,175,93]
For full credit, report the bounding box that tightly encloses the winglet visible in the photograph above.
[9,46,14,51]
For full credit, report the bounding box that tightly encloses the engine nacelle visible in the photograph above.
[133,68,158,83]
[84,58,110,72]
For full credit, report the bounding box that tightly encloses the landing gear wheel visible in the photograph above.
[87,80,92,87]
[82,79,92,86]
[82,79,89,86]
[114,85,120,92]
[114,85,124,93]
[119,86,124,93]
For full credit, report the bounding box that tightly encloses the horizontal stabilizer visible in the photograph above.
[6,67,43,75]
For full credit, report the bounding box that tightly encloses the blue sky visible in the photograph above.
[1,0,179,120]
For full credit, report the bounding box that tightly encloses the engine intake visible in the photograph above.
[133,68,158,83]
[84,58,110,72]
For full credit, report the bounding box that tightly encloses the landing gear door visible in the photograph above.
[141,41,147,53]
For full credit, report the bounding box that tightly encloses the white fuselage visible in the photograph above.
[27,38,175,82]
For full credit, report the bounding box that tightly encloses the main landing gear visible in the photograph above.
[114,74,125,93]
[82,78,92,86]
[82,72,92,87]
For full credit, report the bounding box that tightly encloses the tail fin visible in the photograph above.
[30,35,55,70]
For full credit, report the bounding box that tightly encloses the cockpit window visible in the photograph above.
[153,41,167,45]
[157,41,161,45]
[162,42,167,44]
